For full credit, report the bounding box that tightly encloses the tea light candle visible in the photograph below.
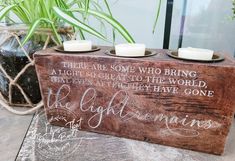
[178,47,214,60]
[63,40,92,51]
[115,43,146,57]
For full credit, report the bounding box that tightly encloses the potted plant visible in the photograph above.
[0,0,134,114]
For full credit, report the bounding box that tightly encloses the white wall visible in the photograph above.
[84,0,167,49]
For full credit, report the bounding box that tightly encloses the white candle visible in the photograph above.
[63,40,92,51]
[115,43,146,57]
[178,47,214,60]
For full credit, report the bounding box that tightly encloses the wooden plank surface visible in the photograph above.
[16,110,235,161]
[34,47,235,155]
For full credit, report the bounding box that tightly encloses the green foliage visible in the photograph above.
[53,7,106,41]
[0,0,135,45]
[233,0,235,19]
[64,8,135,43]
[153,0,162,34]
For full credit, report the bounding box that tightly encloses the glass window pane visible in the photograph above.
[170,0,235,57]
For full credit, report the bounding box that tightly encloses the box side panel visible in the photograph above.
[34,55,235,155]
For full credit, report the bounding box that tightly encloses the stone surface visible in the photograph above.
[0,106,33,161]
[34,47,235,155]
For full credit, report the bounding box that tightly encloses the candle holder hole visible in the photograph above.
[54,45,100,54]
[167,51,225,63]
[105,49,157,58]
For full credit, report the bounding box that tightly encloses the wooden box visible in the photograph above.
[34,47,235,155]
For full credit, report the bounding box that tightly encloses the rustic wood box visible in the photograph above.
[34,47,235,155]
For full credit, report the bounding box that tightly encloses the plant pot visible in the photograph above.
[0,23,73,108]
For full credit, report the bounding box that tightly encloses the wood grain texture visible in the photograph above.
[16,110,235,161]
[34,47,235,155]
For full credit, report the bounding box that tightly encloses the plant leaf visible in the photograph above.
[71,8,135,43]
[0,4,17,20]
[103,0,116,44]
[85,0,90,18]
[22,18,53,45]
[56,0,85,40]
[55,0,69,9]
[53,7,106,40]
[104,0,112,16]
[153,0,162,34]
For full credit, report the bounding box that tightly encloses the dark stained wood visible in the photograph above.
[34,46,235,155]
